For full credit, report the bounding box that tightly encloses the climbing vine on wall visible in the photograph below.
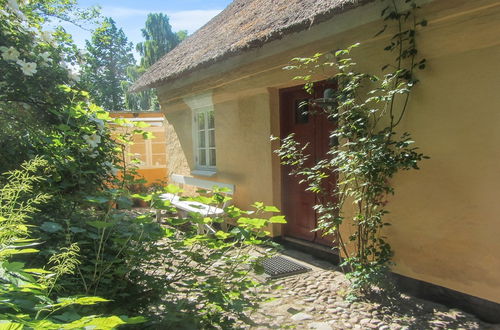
[275,0,428,294]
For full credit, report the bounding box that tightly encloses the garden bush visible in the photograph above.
[1,1,283,328]
[0,158,145,329]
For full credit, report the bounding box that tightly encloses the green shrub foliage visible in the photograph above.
[1,1,282,327]
[0,0,118,199]
[36,183,281,328]
[0,158,145,329]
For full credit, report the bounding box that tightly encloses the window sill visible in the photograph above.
[191,170,217,177]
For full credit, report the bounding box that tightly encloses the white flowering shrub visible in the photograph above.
[0,0,119,196]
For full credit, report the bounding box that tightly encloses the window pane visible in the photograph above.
[198,130,206,148]
[199,149,206,166]
[209,149,216,166]
[294,99,309,124]
[197,112,205,130]
[208,129,215,148]
[207,111,215,129]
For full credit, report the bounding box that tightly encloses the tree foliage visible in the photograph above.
[123,13,185,112]
[122,65,159,111]
[136,13,181,68]
[82,17,135,111]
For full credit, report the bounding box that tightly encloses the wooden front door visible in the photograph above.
[280,84,337,246]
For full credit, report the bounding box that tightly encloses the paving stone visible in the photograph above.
[333,301,350,308]
[242,257,485,330]
[359,318,371,325]
[291,312,314,321]
[308,321,333,330]
[348,316,359,324]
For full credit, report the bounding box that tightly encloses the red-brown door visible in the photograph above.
[280,84,337,246]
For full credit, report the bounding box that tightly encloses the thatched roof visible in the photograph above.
[131,0,372,92]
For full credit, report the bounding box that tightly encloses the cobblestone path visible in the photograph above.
[246,250,499,330]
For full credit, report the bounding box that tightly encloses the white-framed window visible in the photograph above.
[193,107,216,169]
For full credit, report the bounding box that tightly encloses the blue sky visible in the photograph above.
[58,0,233,61]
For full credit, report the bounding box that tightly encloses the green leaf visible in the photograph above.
[191,196,212,204]
[269,216,287,224]
[4,261,25,272]
[131,193,152,201]
[84,196,110,204]
[56,124,71,131]
[86,221,114,229]
[53,296,110,309]
[142,131,154,139]
[23,268,52,274]
[251,202,264,210]
[69,226,86,233]
[237,217,267,228]
[215,231,230,240]
[2,248,39,255]
[164,184,182,194]
[263,206,280,213]
[64,315,125,329]
[40,222,64,233]
[0,321,23,330]
[120,316,147,325]
[169,218,190,226]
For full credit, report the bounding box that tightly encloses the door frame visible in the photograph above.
[278,82,337,246]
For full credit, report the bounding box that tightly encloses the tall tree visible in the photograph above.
[124,13,185,111]
[82,17,134,111]
[136,13,181,68]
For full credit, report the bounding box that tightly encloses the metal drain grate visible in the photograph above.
[261,256,311,279]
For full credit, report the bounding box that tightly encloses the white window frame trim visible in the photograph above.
[192,106,216,171]
[184,92,217,174]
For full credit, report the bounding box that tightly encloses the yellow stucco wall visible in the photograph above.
[156,0,500,303]
[387,44,500,303]
[159,92,275,207]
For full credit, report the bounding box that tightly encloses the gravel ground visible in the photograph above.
[245,249,500,330]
